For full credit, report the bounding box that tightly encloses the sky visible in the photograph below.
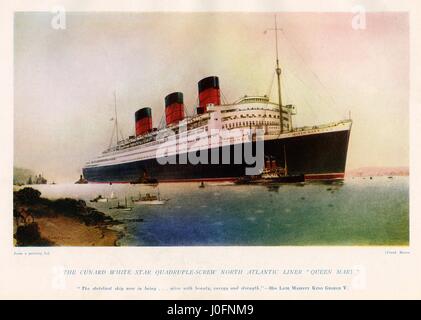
[14,12,409,182]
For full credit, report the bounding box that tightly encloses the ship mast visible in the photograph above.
[265,15,284,134]
[274,15,284,134]
[114,90,119,145]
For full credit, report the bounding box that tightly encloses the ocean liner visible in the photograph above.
[82,18,352,183]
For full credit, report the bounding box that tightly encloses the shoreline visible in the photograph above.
[34,216,122,246]
[13,187,123,247]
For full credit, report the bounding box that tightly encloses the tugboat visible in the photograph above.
[261,168,305,183]
[235,146,304,184]
[262,147,304,183]
[132,190,166,205]
[75,174,88,184]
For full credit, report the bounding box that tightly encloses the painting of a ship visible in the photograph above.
[13,12,408,249]
[82,17,352,183]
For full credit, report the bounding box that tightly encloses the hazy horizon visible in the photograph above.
[14,12,409,182]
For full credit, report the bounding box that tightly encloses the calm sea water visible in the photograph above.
[25,177,409,246]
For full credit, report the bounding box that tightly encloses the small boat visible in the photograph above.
[132,190,166,205]
[109,197,133,211]
[199,181,205,188]
[90,195,108,203]
[75,174,88,184]
[91,192,117,203]
[235,147,305,184]
[261,146,305,183]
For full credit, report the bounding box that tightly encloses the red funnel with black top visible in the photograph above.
[135,107,152,136]
[165,92,185,126]
[197,76,220,114]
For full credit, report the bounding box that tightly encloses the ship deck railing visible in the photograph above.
[99,119,351,157]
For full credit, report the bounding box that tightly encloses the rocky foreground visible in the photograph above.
[13,187,122,246]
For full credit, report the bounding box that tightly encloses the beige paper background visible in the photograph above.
[1,0,420,299]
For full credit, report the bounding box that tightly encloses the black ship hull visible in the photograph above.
[83,129,351,183]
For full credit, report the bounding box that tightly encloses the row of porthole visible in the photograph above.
[107,133,254,162]
[225,113,280,120]
[222,121,279,129]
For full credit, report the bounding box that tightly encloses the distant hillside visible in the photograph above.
[13,167,34,185]
[346,166,409,177]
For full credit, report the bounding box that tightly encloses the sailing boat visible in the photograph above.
[109,197,133,211]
